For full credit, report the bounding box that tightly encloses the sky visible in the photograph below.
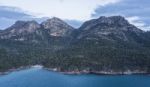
[0,0,150,31]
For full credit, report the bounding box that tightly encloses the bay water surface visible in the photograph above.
[0,67,150,87]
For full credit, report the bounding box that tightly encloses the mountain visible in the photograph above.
[41,17,74,37]
[0,21,41,40]
[0,17,74,45]
[0,16,150,74]
[78,16,144,42]
[0,20,47,45]
[52,16,150,73]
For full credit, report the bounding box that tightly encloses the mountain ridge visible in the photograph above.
[0,16,150,73]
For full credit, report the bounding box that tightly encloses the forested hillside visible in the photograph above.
[0,16,150,74]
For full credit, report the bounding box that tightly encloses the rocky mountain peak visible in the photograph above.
[41,17,74,37]
[7,20,40,33]
[48,17,64,23]
[0,20,41,39]
[41,17,72,29]
[78,16,143,42]
[97,16,129,26]
[80,16,131,31]
[10,20,40,30]
[0,16,144,42]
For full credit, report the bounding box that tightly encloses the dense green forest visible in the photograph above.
[0,39,150,73]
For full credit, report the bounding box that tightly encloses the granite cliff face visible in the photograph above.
[41,17,74,37]
[0,21,40,40]
[0,17,74,42]
[78,16,144,42]
[1,16,144,42]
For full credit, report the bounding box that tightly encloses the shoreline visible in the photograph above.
[0,66,149,76]
[0,66,30,75]
[45,68,150,75]
[0,65,43,76]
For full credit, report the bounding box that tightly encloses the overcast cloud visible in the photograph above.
[0,0,150,31]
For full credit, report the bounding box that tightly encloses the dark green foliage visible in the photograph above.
[1,37,150,73]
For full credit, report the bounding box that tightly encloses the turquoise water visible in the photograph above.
[0,68,150,87]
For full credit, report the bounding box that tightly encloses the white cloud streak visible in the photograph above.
[127,16,150,31]
[0,0,120,20]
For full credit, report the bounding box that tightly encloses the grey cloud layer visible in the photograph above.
[0,6,82,29]
[92,0,150,30]
[0,6,33,29]
[0,0,149,31]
